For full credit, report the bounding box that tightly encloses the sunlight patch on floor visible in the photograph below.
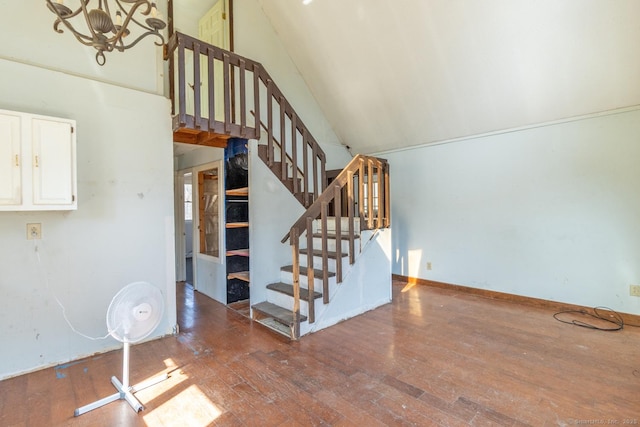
[143,384,222,427]
[401,281,417,292]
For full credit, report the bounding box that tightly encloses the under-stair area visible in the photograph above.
[167,31,391,340]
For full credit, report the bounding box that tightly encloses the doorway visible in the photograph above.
[198,0,231,122]
[183,172,194,286]
[175,169,196,287]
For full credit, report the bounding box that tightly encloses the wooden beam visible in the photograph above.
[173,128,230,148]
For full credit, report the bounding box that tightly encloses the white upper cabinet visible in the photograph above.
[0,112,21,206]
[0,109,77,211]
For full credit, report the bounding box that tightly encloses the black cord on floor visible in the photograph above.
[553,307,640,380]
[552,306,640,331]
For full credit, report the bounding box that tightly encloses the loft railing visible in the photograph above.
[166,32,326,206]
[283,154,390,338]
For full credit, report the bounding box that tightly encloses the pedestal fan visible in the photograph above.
[74,281,168,416]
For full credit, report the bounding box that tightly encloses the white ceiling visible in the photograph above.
[255,0,640,154]
[173,1,640,155]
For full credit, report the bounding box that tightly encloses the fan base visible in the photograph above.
[74,373,169,416]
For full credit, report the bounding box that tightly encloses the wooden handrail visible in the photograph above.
[282,154,390,337]
[282,154,389,243]
[250,110,305,183]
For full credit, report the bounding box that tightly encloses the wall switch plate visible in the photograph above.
[27,223,41,240]
[426,262,432,271]
[630,285,640,297]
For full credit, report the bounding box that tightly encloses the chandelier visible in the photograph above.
[45,0,166,66]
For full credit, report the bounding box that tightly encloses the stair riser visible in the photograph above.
[299,254,338,272]
[259,146,289,166]
[299,254,355,275]
[316,217,361,233]
[280,270,336,290]
[266,289,321,318]
[312,236,360,253]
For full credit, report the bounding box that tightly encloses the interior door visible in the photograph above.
[198,0,230,122]
[192,161,227,303]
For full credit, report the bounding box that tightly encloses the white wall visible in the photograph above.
[0,60,176,379]
[301,229,393,336]
[234,0,352,170]
[0,2,175,379]
[383,107,640,315]
[248,140,306,305]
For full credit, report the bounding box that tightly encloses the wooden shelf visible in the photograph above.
[226,187,248,196]
[228,271,250,282]
[226,248,249,257]
[226,222,249,228]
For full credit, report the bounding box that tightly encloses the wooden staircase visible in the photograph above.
[252,217,359,337]
[254,154,389,339]
[166,32,391,340]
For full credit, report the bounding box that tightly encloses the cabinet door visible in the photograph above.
[0,113,21,206]
[32,118,76,206]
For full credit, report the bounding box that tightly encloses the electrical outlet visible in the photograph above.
[27,223,41,240]
[630,285,640,297]
[426,262,432,271]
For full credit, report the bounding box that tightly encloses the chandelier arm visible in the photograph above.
[114,31,164,52]
[48,8,100,46]
[79,0,101,41]
[113,0,155,34]
[46,0,94,44]
[102,0,113,20]
[54,23,97,47]
[45,0,88,20]
[115,0,153,17]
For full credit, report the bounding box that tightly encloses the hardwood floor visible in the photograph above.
[2,279,639,426]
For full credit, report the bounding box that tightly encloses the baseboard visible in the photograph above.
[392,274,640,327]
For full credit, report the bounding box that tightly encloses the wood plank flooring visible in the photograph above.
[2,279,639,426]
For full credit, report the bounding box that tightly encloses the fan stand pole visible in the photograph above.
[74,342,169,417]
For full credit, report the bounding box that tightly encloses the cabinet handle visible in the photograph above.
[15,155,19,166]
[34,156,39,167]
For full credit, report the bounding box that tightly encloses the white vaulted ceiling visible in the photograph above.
[255,0,640,154]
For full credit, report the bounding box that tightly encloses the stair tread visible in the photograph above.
[281,265,336,278]
[299,248,348,259]
[252,301,307,325]
[267,282,322,299]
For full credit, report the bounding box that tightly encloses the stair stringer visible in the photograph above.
[248,139,306,305]
[298,227,392,337]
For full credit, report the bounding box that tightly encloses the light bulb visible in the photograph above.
[116,10,122,26]
[150,2,158,18]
